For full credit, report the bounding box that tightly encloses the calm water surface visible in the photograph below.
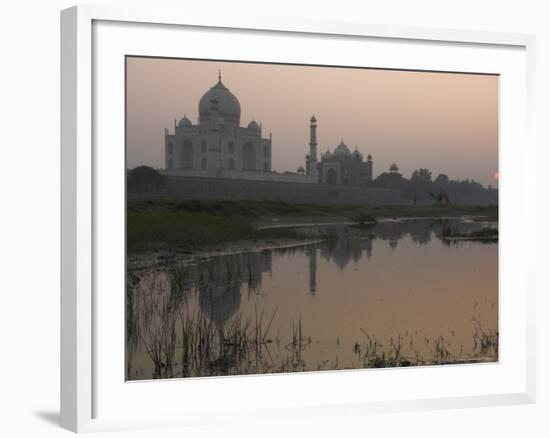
[127,218,498,380]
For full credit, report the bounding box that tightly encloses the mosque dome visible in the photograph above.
[352,148,363,161]
[390,163,399,172]
[367,153,372,161]
[247,119,260,131]
[333,139,352,157]
[198,74,241,122]
[322,148,332,160]
[178,115,192,127]
[297,165,305,174]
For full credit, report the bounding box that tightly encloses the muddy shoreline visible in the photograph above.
[128,236,326,273]
[128,215,497,273]
[254,214,494,230]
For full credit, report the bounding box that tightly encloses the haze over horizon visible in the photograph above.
[126,57,499,187]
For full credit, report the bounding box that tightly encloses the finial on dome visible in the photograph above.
[218,69,222,82]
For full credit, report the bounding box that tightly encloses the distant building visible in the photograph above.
[317,140,373,186]
[164,71,272,173]
[374,163,407,189]
[163,72,316,184]
[163,73,375,186]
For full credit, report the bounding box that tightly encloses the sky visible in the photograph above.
[126,57,499,187]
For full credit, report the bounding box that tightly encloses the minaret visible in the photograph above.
[367,153,373,182]
[308,115,318,179]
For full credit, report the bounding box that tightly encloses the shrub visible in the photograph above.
[128,166,165,187]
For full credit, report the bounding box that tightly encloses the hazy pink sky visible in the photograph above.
[126,57,498,187]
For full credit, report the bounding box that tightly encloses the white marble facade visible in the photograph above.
[165,73,273,175]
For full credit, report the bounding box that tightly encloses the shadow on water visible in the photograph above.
[127,218,498,380]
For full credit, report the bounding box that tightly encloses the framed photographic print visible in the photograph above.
[61,5,536,433]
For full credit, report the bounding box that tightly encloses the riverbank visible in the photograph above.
[128,237,326,273]
[126,206,499,380]
[439,226,498,242]
[127,198,498,252]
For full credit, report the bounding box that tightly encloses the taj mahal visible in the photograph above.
[163,72,374,186]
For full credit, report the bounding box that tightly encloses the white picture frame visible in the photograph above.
[60,4,536,433]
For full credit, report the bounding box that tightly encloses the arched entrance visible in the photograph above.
[242,142,256,170]
[326,168,338,185]
[180,140,194,169]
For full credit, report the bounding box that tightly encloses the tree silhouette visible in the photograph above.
[128,166,165,187]
[411,168,432,182]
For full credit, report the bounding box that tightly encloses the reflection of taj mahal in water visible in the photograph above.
[163,72,374,186]
[198,238,376,323]
[198,224,434,324]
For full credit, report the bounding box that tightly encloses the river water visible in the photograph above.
[126,218,498,380]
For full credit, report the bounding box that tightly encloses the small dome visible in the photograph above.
[367,153,372,161]
[297,166,305,173]
[247,119,260,130]
[333,139,351,157]
[352,148,363,161]
[322,148,332,160]
[178,115,192,127]
[390,163,399,172]
[310,115,317,123]
[199,75,241,122]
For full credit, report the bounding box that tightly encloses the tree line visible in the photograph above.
[373,168,498,205]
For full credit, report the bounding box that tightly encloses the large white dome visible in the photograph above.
[198,78,241,122]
